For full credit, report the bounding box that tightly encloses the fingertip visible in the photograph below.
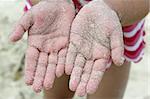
[86,72,104,95]
[76,92,86,97]
[56,72,63,78]
[76,91,86,97]
[86,83,97,95]
[32,84,42,93]
[113,56,125,66]
[76,84,87,97]
[10,24,25,41]
[34,89,42,93]
[43,76,53,90]
[56,64,64,78]
[65,65,72,75]
[43,64,56,91]
[43,78,54,91]
[69,80,78,91]
[69,84,76,92]
[56,70,64,78]
[24,72,34,86]
[9,34,20,42]
[25,79,33,86]
[43,82,53,91]
[87,89,95,95]
[111,47,125,66]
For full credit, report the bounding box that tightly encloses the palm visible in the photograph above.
[65,0,124,96]
[10,0,75,92]
[28,1,72,53]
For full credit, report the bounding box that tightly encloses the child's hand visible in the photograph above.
[65,0,124,96]
[10,0,75,92]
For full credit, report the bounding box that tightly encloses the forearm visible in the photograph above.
[104,0,149,26]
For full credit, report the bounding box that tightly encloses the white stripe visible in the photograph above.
[124,29,144,51]
[124,50,144,62]
[79,0,89,6]
[25,0,32,10]
[124,20,144,38]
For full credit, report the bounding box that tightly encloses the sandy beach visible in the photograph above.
[0,0,149,99]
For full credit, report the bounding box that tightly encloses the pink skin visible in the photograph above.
[65,0,125,96]
[9,0,75,92]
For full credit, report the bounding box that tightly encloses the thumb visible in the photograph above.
[110,22,125,66]
[10,10,33,42]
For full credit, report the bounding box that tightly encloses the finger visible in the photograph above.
[87,59,107,94]
[69,54,86,91]
[110,22,125,66]
[32,52,48,93]
[76,61,93,97]
[65,43,77,75]
[25,46,39,85]
[56,48,67,78]
[44,53,58,90]
[10,10,33,42]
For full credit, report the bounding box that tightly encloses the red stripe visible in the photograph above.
[124,27,144,46]
[24,6,28,12]
[134,57,143,63]
[124,42,145,59]
[123,22,139,32]
[72,0,82,10]
[73,0,82,10]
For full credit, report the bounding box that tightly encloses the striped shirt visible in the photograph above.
[24,0,145,63]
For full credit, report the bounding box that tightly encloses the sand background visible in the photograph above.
[0,0,149,99]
